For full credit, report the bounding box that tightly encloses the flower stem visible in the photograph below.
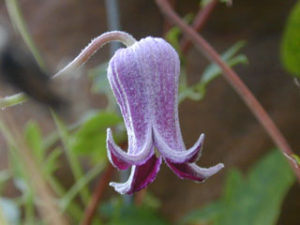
[156,0,300,182]
[53,31,136,78]
[0,31,136,108]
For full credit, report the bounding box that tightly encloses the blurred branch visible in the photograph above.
[163,0,176,33]
[80,164,114,225]
[155,0,300,182]
[180,0,218,53]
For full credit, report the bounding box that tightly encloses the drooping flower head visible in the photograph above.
[106,36,224,194]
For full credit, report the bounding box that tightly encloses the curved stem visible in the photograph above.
[156,0,300,182]
[0,31,136,108]
[53,31,136,78]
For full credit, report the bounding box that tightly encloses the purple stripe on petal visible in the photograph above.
[166,160,224,182]
[154,129,205,163]
[110,154,162,195]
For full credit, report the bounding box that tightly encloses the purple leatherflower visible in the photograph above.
[106,36,224,194]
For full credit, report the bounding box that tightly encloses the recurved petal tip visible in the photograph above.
[106,128,153,169]
[109,155,162,195]
[154,130,205,164]
[166,160,224,182]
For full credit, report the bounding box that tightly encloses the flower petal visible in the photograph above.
[106,128,153,169]
[165,160,224,182]
[109,154,162,195]
[107,46,152,154]
[154,128,205,163]
[150,39,187,151]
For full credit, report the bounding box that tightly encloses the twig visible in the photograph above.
[163,0,177,33]
[155,0,300,182]
[80,164,114,225]
[180,0,218,53]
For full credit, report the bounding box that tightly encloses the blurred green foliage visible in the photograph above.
[101,195,169,225]
[179,150,295,225]
[71,111,122,164]
[178,41,248,103]
[281,0,300,77]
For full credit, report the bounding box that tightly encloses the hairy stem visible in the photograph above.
[0,31,136,108]
[156,0,300,181]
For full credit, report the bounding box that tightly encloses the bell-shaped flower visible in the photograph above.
[106,37,224,194]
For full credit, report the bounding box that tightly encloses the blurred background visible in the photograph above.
[0,0,299,224]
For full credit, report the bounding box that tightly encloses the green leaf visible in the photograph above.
[24,121,44,163]
[216,150,295,225]
[291,154,300,166]
[101,199,169,225]
[24,121,61,178]
[281,0,300,77]
[71,111,122,164]
[165,14,193,58]
[179,201,223,225]
[179,41,247,103]
[43,148,62,176]
[166,26,182,54]
[180,150,295,225]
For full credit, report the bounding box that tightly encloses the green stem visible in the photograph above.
[24,191,35,225]
[0,94,27,109]
[51,111,90,204]
[60,163,105,212]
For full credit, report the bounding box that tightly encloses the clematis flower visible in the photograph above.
[106,36,224,194]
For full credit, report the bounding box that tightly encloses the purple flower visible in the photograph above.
[106,37,224,194]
